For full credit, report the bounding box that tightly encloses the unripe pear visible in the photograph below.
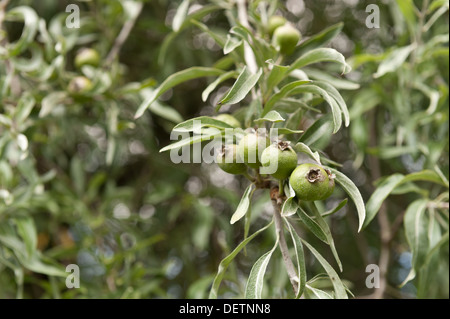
[260,141,297,180]
[289,163,335,201]
[75,48,100,69]
[237,132,270,169]
[216,144,247,175]
[273,24,301,55]
[268,15,287,37]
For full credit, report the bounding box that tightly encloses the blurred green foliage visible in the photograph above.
[0,0,448,299]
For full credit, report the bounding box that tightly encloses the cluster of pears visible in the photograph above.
[215,116,334,201]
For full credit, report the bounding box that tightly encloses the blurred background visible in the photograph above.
[0,0,448,298]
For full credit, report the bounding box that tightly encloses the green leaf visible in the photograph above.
[364,170,448,228]
[395,0,417,29]
[320,198,348,218]
[135,67,224,119]
[374,44,415,78]
[306,285,334,299]
[349,89,381,119]
[157,5,221,65]
[264,60,290,99]
[191,20,227,48]
[245,241,278,299]
[286,221,307,298]
[224,35,242,54]
[202,71,238,102]
[209,220,273,299]
[301,239,348,299]
[293,142,321,164]
[230,26,266,66]
[217,67,262,109]
[173,116,235,132]
[401,169,449,186]
[17,253,67,277]
[14,217,37,260]
[39,92,67,118]
[295,23,344,55]
[309,203,342,272]
[139,88,184,123]
[254,110,285,123]
[149,100,184,123]
[262,80,311,116]
[159,128,222,152]
[5,6,39,56]
[277,128,304,135]
[297,206,328,243]
[289,48,351,75]
[401,199,429,286]
[14,93,35,126]
[230,184,255,224]
[313,81,350,127]
[423,231,449,267]
[304,68,360,90]
[288,85,343,133]
[328,168,366,232]
[364,174,405,228]
[0,224,66,277]
[172,0,190,32]
[298,114,333,146]
[281,196,298,217]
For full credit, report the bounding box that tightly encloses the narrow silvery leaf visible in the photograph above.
[14,217,37,259]
[374,44,415,78]
[295,22,344,54]
[172,0,190,32]
[287,85,342,133]
[217,67,262,109]
[159,128,222,153]
[281,197,298,217]
[301,239,348,299]
[264,60,290,98]
[286,222,307,298]
[135,67,224,119]
[224,34,242,54]
[245,241,278,299]
[254,110,285,123]
[297,207,328,243]
[202,71,238,102]
[305,68,360,90]
[6,6,39,56]
[329,168,366,232]
[293,142,321,164]
[209,221,273,299]
[289,48,351,74]
[173,116,234,132]
[310,203,342,272]
[262,80,311,116]
[364,174,405,228]
[400,199,429,286]
[306,285,334,299]
[313,81,350,127]
[230,184,255,224]
[40,92,67,118]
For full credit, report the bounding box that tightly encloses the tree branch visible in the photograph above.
[367,109,390,299]
[104,2,143,66]
[271,186,299,295]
